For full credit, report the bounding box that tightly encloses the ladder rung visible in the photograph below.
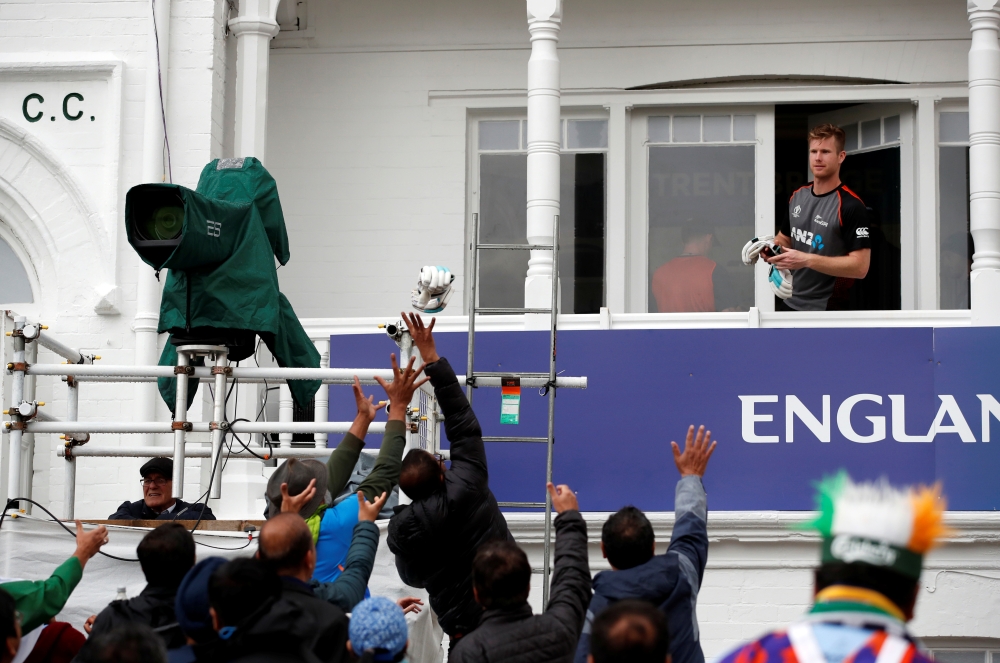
[498,501,547,508]
[483,436,548,443]
[471,371,549,379]
[475,307,552,315]
[476,243,554,251]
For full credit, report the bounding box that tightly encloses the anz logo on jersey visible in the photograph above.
[790,227,825,250]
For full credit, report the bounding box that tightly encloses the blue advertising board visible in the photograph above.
[329,327,1000,512]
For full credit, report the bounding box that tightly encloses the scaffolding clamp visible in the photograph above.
[211,366,232,376]
[209,421,229,431]
[174,365,195,376]
[171,421,193,432]
[6,362,27,373]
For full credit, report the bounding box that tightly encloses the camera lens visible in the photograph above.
[142,206,184,241]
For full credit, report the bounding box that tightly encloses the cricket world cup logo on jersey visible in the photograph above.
[792,204,802,218]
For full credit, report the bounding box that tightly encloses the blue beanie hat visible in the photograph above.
[349,597,408,661]
[175,557,227,643]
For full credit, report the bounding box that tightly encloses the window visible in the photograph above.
[938,111,971,310]
[0,235,33,304]
[928,649,1000,663]
[646,114,756,312]
[475,118,607,314]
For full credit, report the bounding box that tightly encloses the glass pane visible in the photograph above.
[647,145,755,312]
[733,115,756,141]
[842,123,859,152]
[567,120,608,149]
[648,116,671,143]
[673,116,701,142]
[940,112,970,143]
[884,115,901,143]
[934,652,986,663]
[939,146,971,310]
[479,154,606,313]
[703,116,731,142]
[861,119,882,148]
[479,121,520,151]
[0,237,33,303]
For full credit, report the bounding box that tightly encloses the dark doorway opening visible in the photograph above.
[775,105,901,311]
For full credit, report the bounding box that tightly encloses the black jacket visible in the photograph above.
[108,498,216,521]
[278,577,349,663]
[387,357,513,637]
[89,584,186,649]
[449,510,592,663]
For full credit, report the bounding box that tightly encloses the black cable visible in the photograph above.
[150,0,173,183]
[1,498,140,563]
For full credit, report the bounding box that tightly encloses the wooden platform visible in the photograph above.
[80,519,266,532]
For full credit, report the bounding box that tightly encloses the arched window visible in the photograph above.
[0,235,33,303]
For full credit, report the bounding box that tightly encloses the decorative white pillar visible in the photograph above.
[969,0,1000,325]
[134,0,171,445]
[313,339,330,449]
[229,0,281,162]
[278,383,293,448]
[524,0,562,316]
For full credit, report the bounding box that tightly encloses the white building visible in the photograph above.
[1,0,999,658]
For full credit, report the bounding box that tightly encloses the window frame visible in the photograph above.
[936,101,971,311]
[467,109,611,315]
[0,222,38,306]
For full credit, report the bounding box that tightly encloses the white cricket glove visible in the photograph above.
[767,264,794,299]
[741,235,776,266]
[742,235,794,299]
[411,265,455,313]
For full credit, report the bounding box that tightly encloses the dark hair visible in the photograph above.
[77,623,168,663]
[591,600,670,663]
[398,449,443,501]
[258,513,313,574]
[0,588,15,643]
[602,506,655,570]
[208,558,282,627]
[681,221,712,245]
[815,562,918,614]
[808,123,846,153]
[472,541,531,610]
[138,522,196,588]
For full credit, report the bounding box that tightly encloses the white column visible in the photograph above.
[605,104,629,314]
[524,0,562,315]
[229,0,280,162]
[969,0,1000,325]
[134,0,171,445]
[278,384,293,448]
[313,339,330,449]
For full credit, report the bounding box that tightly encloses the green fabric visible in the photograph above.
[821,535,924,579]
[809,600,896,619]
[306,504,328,543]
[311,521,379,612]
[0,557,82,632]
[126,158,321,412]
[356,420,407,502]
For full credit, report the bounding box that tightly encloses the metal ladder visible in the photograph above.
[465,213,559,605]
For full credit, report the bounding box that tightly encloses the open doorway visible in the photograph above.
[775,104,902,310]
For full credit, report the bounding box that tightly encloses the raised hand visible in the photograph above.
[374,353,429,421]
[397,597,424,614]
[73,521,109,569]
[671,425,717,478]
[353,376,379,423]
[401,312,439,364]
[547,482,579,514]
[280,478,317,515]
[357,491,389,522]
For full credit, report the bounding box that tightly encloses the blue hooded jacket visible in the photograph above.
[573,475,709,663]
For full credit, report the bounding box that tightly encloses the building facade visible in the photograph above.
[2,0,999,658]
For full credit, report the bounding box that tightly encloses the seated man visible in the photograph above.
[87,522,195,650]
[589,600,671,663]
[574,425,715,663]
[108,458,215,521]
[256,492,387,662]
[449,482,591,662]
[1,520,108,633]
[718,472,947,663]
[387,313,515,645]
[267,356,425,587]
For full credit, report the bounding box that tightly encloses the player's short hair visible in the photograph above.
[591,600,671,663]
[399,449,444,501]
[602,506,655,570]
[208,558,281,627]
[137,522,196,589]
[808,123,846,153]
[472,540,531,609]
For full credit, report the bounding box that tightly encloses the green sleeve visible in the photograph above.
[1,557,83,633]
[326,433,365,497]
[356,420,406,502]
[310,521,379,612]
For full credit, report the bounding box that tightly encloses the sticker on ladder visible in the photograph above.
[500,377,520,425]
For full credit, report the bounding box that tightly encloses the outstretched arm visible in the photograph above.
[667,425,715,586]
[543,484,592,637]
[311,491,387,611]
[325,377,380,495]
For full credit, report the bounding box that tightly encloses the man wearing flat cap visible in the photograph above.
[108,458,216,521]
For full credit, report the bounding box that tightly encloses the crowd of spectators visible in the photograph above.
[0,313,948,663]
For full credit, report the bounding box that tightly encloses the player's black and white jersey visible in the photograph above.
[779,183,871,311]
